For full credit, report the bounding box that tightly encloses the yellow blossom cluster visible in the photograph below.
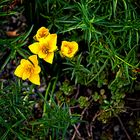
[14,27,78,85]
[14,55,41,85]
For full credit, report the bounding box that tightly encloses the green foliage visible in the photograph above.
[92,89,106,103]
[59,80,74,96]
[0,26,33,73]
[0,0,17,17]
[56,80,76,107]
[78,96,89,109]
[0,79,78,139]
[1,0,140,139]
[60,0,139,123]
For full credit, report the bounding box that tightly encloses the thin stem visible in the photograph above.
[42,76,58,117]
[116,114,131,140]
[115,55,134,68]
[87,59,108,85]
[42,81,51,117]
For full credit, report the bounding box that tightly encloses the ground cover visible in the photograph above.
[0,0,140,139]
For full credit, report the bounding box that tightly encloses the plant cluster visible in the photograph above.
[1,0,140,139]
[14,26,78,85]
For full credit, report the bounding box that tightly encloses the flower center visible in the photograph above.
[40,31,46,37]
[42,46,49,54]
[26,65,34,74]
[68,47,72,54]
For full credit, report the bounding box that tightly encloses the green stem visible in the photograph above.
[87,59,108,85]
[43,81,51,117]
[43,76,58,117]
[115,55,134,68]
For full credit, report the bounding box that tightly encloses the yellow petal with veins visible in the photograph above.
[43,52,54,64]
[29,55,38,65]
[14,65,24,78]
[34,66,41,74]
[22,71,31,80]
[46,34,58,52]
[29,42,40,54]
[38,50,47,58]
[20,59,30,66]
[29,74,40,85]
[34,27,50,41]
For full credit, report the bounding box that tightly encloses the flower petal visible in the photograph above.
[14,65,24,78]
[46,34,57,52]
[43,52,54,64]
[34,66,41,74]
[22,71,31,80]
[38,50,47,58]
[60,41,78,58]
[29,55,38,65]
[29,42,40,54]
[71,41,78,52]
[20,59,30,65]
[61,44,69,54]
[34,27,50,41]
[29,74,40,85]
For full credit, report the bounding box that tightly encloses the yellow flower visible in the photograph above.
[60,41,78,58]
[33,27,50,41]
[14,55,41,85]
[29,34,57,64]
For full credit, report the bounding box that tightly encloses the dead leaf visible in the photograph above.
[6,29,19,37]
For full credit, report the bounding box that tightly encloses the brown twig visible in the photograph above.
[92,111,102,122]
[126,106,140,111]
[70,105,79,109]
[86,123,91,138]
[75,84,80,99]
[70,107,88,140]
[73,124,81,137]
[126,98,140,102]
[117,115,131,140]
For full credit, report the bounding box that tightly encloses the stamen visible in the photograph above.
[42,46,49,54]
[26,64,34,74]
